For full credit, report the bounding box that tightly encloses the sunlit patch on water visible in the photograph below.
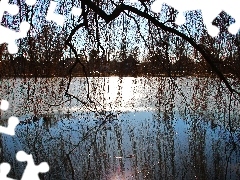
[0,77,240,179]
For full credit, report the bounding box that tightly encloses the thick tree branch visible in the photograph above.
[81,0,240,95]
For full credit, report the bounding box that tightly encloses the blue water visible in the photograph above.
[0,77,240,179]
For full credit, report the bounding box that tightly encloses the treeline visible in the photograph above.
[1,2,240,79]
[0,48,238,78]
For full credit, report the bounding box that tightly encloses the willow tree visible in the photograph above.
[2,0,240,99]
[63,0,239,98]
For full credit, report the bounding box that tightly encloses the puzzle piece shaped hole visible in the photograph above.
[0,116,19,136]
[0,163,15,180]
[16,151,49,180]
[0,100,9,111]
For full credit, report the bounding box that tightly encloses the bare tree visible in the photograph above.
[62,0,240,97]
[1,0,240,97]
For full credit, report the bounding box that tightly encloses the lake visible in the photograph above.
[0,77,240,179]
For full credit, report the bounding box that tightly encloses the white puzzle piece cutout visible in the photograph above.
[150,0,240,37]
[222,0,240,35]
[71,7,82,17]
[0,116,19,136]
[25,0,37,6]
[0,100,9,111]
[0,0,19,20]
[0,100,19,136]
[16,151,49,180]
[0,163,15,180]
[46,1,65,26]
[46,1,82,26]
[0,0,36,54]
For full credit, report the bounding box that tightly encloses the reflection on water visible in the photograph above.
[0,77,240,179]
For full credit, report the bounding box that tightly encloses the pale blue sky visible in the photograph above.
[5,0,234,61]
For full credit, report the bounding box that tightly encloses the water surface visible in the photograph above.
[0,77,240,179]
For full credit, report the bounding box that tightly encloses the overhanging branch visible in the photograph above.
[81,0,240,95]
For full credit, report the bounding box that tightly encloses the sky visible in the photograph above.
[2,0,237,62]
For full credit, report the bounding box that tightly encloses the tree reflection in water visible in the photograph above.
[0,77,240,179]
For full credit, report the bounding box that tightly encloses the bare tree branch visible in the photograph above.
[79,0,239,95]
